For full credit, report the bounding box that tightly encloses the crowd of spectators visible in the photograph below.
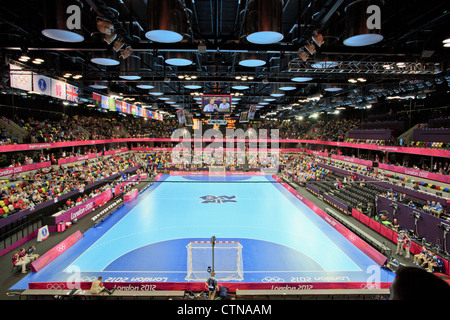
[315,119,359,142]
[282,154,331,184]
[0,153,140,219]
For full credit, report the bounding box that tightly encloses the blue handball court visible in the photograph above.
[10,174,395,291]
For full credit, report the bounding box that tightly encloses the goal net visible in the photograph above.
[209,166,225,176]
[185,241,244,282]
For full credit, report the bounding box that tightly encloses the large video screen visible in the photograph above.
[201,94,232,113]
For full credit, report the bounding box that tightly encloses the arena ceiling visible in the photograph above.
[0,0,449,120]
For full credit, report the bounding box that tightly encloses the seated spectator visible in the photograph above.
[406,201,416,209]
[431,202,443,218]
[413,245,428,266]
[12,251,29,273]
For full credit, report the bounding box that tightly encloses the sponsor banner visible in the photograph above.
[124,188,138,202]
[104,148,129,155]
[1,138,450,160]
[51,79,66,100]
[30,231,83,272]
[57,153,101,165]
[9,64,32,91]
[27,281,392,291]
[331,154,373,167]
[32,73,52,96]
[0,161,51,177]
[378,163,450,184]
[53,188,113,225]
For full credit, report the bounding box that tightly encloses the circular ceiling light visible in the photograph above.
[343,34,384,47]
[136,84,154,89]
[91,57,120,66]
[145,30,183,43]
[343,0,383,47]
[324,87,343,92]
[247,31,283,45]
[184,84,202,89]
[42,29,84,43]
[89,84,108,89]
[279,86,297,91]
[119,75,141,80]
[264,98,276,101]
[238,58,266,67]
[165,57,193,66]
[291,77,313,82]
[232,85,250,90]
[270,93,285,97]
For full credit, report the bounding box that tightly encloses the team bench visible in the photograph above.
[19,289,185,300]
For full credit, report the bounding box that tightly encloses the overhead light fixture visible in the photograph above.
[443,38,450,47]
[165,52,193,66]
[291,77,313,82]
[305,42,316,55]
[41,0,84,43]
[232,85,250,90]
[343,0,383,46]
[312,31,324,47]
[91,51,120,66]
[89,81,108,89]
[136,83,154,89]
[149,83,164,96]
[279,85,296,91]
[119,55,141,80]
[184,83,202,89]
[145,0,185,43]
[297,49,309,62]
[238,53,266,67]
[323,85,343,92]
[246,0,283,44]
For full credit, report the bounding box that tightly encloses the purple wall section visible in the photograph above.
[413,128,450,143]
[376,196,450,251]
[348,129,392,140]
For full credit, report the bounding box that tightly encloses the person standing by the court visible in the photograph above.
[396,230,406,256]
[206,272,219,300]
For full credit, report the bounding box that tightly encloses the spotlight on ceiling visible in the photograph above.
[298,49,309,62]
[312,31,324,47]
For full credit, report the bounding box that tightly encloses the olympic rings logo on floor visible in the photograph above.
[261,276,285,283]
[360,283,381,289]
[46,283,66,290]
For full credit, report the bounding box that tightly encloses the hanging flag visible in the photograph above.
[92,92,102,107]
[32,73,52,96]
[9,64,32,91]
[66,84,79,103]
[51,79,66,99]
